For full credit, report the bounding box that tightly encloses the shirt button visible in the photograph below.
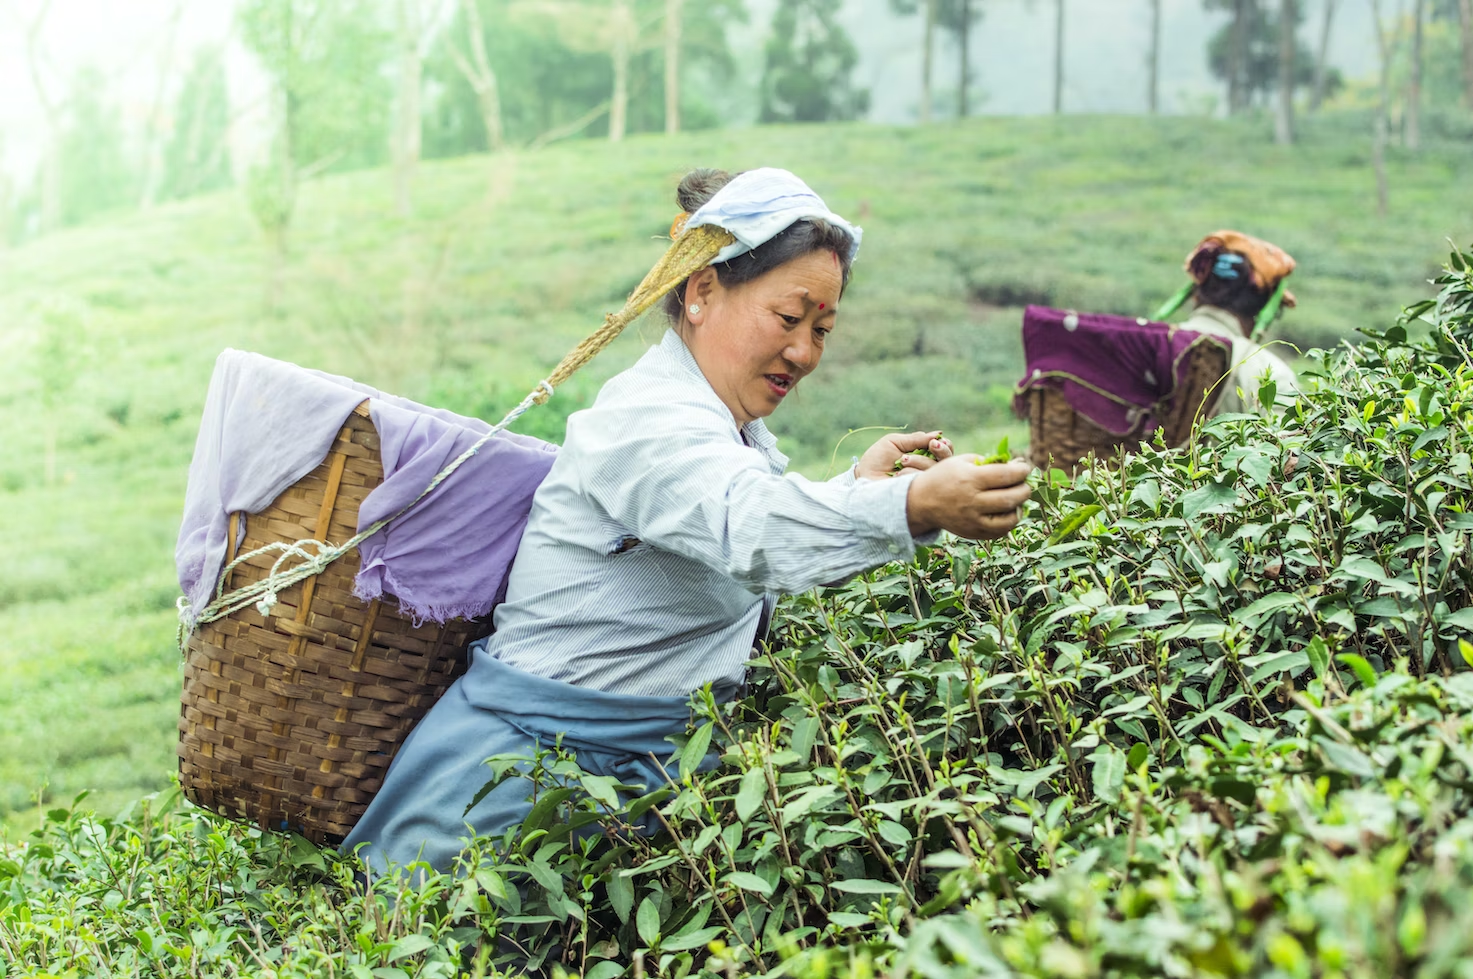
[888,543,900,554]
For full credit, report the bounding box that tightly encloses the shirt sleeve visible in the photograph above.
[566,385,921,595]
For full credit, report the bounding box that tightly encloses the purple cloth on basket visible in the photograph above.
[1013,305,1231,436]
[176,349,558,629]
[355,400,557,624]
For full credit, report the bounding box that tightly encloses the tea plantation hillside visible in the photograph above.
[8,245,1473,977]
[0,113,1470,842]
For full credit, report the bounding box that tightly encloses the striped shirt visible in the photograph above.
[487,329,925,698]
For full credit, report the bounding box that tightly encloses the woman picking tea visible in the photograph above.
[344,167,1032,874]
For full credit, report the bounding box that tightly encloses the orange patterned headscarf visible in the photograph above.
[1186,230,1297,308]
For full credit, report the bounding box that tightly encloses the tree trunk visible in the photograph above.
[1230,0,1250,113]
[1275,0,1295,144]
[1407,0,1423,150]
[1459,0,1473,110]
[21,2,61,233]
[958,0,971,117]
[1371,0,1391,215]
[1147,0,1161,114]
[457,0,505,151]
[609,0,631,141]
[921,0,934,122]
[394,0,424,216]
[1053,0,1065,114]
[1310,0,1335,111]
[139,0,185,209]
[271,80,297,307]
[664,0,681,134]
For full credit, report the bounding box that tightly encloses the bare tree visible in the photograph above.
[1310,0,1336,110]
[1460,0,1473,109]
[11,0,62,233]
[448,0,506,152]
[394,0,451,215]
[889,0,937,120]
[513,0,650,142]
[956,0,974,117]
[1053,0,1065,113]
[1229,0,1250,113]
[609,0,634,141]
[1147,0,1161,113]
[139,1,187,209]
[394,0,423,215]
[1368,0,1400,215]
[1407,0,1423,150]
[922,0,936,121]
[1275,0,1295,143]
[665,0,681,133]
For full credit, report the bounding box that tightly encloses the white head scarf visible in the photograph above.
[681,167,863,266]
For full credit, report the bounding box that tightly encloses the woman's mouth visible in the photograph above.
[765,374,794,398]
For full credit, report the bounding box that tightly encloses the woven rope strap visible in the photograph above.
[179,224,736,641]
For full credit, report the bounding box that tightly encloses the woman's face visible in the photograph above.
[681,249,843,427]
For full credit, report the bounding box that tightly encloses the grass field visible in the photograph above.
[1,112,1470,833]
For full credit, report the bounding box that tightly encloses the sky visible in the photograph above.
[0,0,1385,188]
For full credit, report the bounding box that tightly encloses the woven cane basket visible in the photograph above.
[1025,341,1229,474]
[178,404,491,844]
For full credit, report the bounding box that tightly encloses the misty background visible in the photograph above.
[0,0,1391,225]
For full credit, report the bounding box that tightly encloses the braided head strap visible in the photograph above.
[535,223,736,403]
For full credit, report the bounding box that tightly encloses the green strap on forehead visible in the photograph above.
[1152,278,1289,340]
[1251,278,1289,340]
[1152,283,1194,322]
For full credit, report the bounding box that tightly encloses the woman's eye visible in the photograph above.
[780,314,801,326]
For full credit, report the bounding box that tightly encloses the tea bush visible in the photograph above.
[7,246,1473,978]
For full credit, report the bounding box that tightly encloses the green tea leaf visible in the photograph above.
[679,722,714,780]
[1337,653,1378,688]
[831,878,902,894]
[1181,478,1237,519]
[661,926,725,952]
[607,869,634,924]
[636,895,662,946]
[1306,636,1331,680]
[723,871,775,897]
[1047,504,1103,546]
[387,934,434,962]
[735,767,767,823]
[1091,747,1126,804]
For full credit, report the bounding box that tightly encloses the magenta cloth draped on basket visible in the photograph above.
[1013,305,1232,436]
[176,349,558,629]
[354,398,557,624]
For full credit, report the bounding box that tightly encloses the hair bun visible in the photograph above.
[1186,241,1225,284]
[675,168,734,213]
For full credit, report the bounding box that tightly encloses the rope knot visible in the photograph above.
[256,593,278,618]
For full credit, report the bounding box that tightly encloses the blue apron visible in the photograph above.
[343,641,709,876]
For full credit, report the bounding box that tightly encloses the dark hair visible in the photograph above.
[1189,243,1272,333]
[661,168,857,323]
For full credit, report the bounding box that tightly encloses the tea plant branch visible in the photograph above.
[815,728,917,907]
[646,760,764,970]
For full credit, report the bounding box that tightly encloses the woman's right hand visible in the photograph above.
[904,457,1033,540]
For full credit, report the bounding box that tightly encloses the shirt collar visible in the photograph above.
[1187,305,1248,340]
[658,329,785,462]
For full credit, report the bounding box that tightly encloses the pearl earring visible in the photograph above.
[689,304,700,315]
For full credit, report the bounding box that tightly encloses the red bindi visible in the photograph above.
[818,303,825,310]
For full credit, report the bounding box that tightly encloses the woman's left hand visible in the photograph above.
[855,431,954,481]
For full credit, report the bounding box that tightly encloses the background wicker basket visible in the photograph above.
[178,404,491,844]
[1024,341,1229,473]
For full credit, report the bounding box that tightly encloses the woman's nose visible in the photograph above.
[785,333,816,372]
